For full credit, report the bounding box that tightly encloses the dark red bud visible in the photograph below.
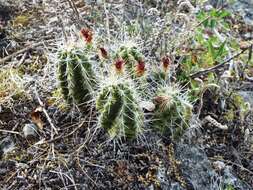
[80,28,93,43]
[136,60,145,76]
[161,56,171,71]
[115,59,124,72]
[99,47,108,58]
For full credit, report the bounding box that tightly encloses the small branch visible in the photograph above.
[0,39,53,64]
[46,120,85,144]
[190,48,249,78]
[0,129,22,136]
[34,89,58,136]
[16,51,28,67]
[210,157,253,176]
[58,16,68,43]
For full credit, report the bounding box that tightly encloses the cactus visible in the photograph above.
[153,84,192,139]
[57,47,96,106]
[96,82,143,139]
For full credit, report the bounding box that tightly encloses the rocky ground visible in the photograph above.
[0,0,253,190]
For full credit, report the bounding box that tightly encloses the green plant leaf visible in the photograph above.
[214,40,226,60]
[207,39,216,62]
[210,19,216,28]
[218,10,231,18]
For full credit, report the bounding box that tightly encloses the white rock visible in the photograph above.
[23,123,38,138]
[213,161,226,171]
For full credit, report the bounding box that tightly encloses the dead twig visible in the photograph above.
[46,120,85,143]
[16,51,28,68]
[34,89,58,136]
[0,40,53,65]
[190,48,250,78]
[0,129,22,136]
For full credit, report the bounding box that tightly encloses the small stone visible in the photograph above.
[0,136,15,159]
[23,123,38,139]
[140,101,155,111]
[213,161,226,171]
[204,5,213,11]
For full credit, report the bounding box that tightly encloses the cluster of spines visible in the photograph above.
[57,47,96,107]
[96,83,143,139]
[58,51,70,103]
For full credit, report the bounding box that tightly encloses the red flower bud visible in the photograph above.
[136,60,145,76]
[115,59,124,73]
[161,56,171,72]
[80,28,93,43]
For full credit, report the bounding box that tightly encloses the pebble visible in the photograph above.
[23,123,38,139]
[213,161,226,171]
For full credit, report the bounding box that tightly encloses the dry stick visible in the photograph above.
[70,0,80,19]
[35,88,57,159]
[5,170,19,183]
[76,161,99,187]
[67,0,81,25]
[0,40,53,64]
[0,129,22,136]
[190,47,249,78]
[34,89,58,136]
[46,120,85,144]
[16,51,27,67]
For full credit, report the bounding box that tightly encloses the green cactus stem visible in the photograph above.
[96,83,143,139]
[57,47,96,106]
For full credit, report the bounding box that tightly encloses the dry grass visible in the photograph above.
[0,68,30,106]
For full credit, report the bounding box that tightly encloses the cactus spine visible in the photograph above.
[57,51,71,103]
[57,47,96,106]
[96,83,143,139]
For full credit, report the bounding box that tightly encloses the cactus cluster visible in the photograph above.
[56,29,192,141]
[96,82,143,139]
[57,47,96,107]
